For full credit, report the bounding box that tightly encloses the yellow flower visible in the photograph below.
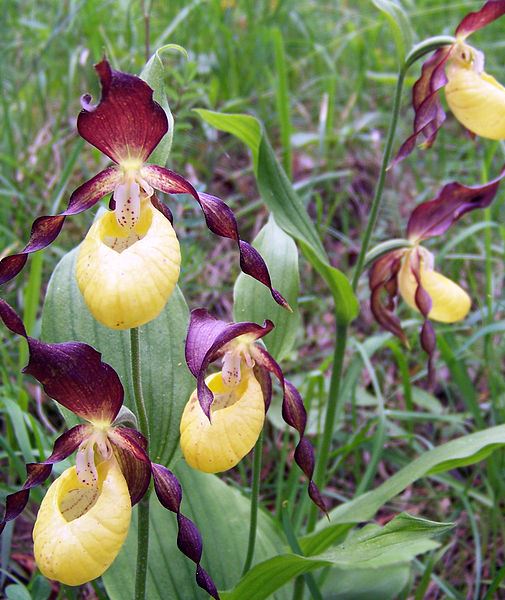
[76,201,180,329]
[33,460,131,586]
[398,248,471,323]
[180,369,265,473]
[445,42,505,140]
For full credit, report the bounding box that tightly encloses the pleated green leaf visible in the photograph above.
[103,461,290,600]
[301,425,505,556]
[221,514,451,600]
[41,247,193,466]
[233,215,300,361]
[195,109,359,325]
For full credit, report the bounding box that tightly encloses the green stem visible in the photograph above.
[241,430,264,576]
[351,68,406,291]
[130,327,151,600]
[307,322,348,533]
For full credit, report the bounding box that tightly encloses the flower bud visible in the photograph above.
[180,369,265,473]
[445,65,505,140]
[76,203,180,329]
[398,253,471,323]
[33,461,131,586]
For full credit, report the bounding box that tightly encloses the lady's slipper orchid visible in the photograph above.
[0,59,288,329]
[0,299,218,598]
[181,309,326,514]
[395,0,505,163]
[369,170,504,379]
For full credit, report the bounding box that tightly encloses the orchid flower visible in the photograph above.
[180,309,326,514]
[369,170,504,380]
[0,299,218,598]
[0,59,288,329]
[395,0,505,164]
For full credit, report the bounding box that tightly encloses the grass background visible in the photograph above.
[1,0,505,598]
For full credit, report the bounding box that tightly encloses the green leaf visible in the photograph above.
[301,425,505,555]
[221,513,450,600]
[4,585,31,600]
[321,564,410,600]
[371,0,413,63]
[195,109,359,325]
[103,461,290,600]
[41,247,194,466]
[141,44,187,167]
[233,215,300,361]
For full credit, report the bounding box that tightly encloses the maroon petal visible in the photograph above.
[252,346,327,514]
[185,308,274,418]
[253,365,273,411]
[0,424,91,534]
[406,167,505,241]
[0,299,124,424]
[393,47,452,165]
[142,165,290,310]
[150,195,174,224]
[78,59,168,164]
[368,250,408,344]
[456,0,505,38]
[0,166,119,285]
[151,463,219,599]
[108,427,151,505]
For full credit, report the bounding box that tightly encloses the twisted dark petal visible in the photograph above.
[252,346,326,514]
[406,168,505,241]
[108,427,151,505]
[185,308,274,418]
[141,165,290,310]
[421,321,437,387]
[0,166,120,285]
[77,59,168,164]
[0,424,91,534]
[150,195,174,224]
[151,463,219,599]
[368,250,408,344]
[393,47,452,165]
[456,0,505,38]
[0,299,124,424]
[253,365,273,411]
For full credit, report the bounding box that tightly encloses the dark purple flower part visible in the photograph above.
[185,308,327,514]
[406,167,505,242]
[0,59,287,313]
[0,300,218,598]
[394,0,505,164]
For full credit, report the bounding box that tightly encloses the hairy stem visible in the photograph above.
[131,327,151,600]
[351,68,406,291]
[241,431,264,576]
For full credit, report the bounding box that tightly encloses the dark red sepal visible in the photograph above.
[185,309,274,418]
[393,46,452,166]
[0,299,124,424]
[141,165,290,310]
[407,167,505,242]
[150,195,174,224]
[108,427,151,506]
[0,424,91,534]
[456,0,505,38]
[0,166,120,286]
[369,250,408,344]
[151,463,219,599]
[77,59,168,164]
[252,346,327,514]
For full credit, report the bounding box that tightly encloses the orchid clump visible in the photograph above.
[0,59,288,329]
[180,309,326,514]
[396,0,505,163]
[0,299,218,598]
[369,170,504,379]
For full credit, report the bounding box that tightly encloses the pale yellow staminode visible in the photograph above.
[180,370,265,473]
[76,203,181,329]
[445,59,505,140]
[398,251,471,323]
[33,461,131,586]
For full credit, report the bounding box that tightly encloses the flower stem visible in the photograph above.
[241,430,264,576]
[130,327,151,600]
[351,68,406,291]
